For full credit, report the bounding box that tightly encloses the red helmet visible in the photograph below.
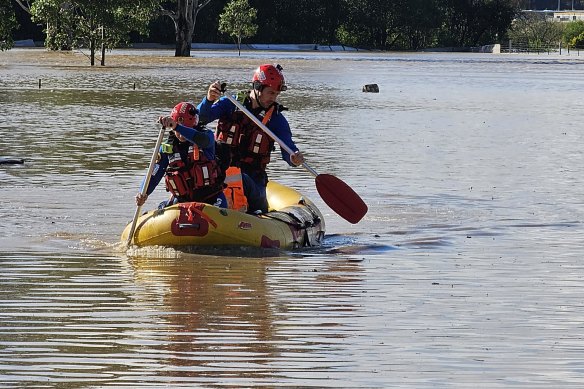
[252,64,287,92]
[170,102,199,128]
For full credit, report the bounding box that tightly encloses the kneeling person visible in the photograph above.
[135,102,227,209]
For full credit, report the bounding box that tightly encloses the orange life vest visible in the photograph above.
[223,166,248,212]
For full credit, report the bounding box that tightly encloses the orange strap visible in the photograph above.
[262,105,275,125]
[192,144,200,160]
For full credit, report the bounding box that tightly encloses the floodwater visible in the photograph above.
[1,48,584,387]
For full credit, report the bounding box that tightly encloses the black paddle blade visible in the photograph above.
[315,174,368,224]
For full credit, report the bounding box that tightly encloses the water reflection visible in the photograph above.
[129,255,277,379]
[0,251,365,386]
[129,253,366,384]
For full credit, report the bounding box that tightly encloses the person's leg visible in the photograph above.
[213,191,228,208]
[242,173,268,214]
[157,195,177,209]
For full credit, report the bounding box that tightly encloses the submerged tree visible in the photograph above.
[31,0,160,65]
[160,0,214,57]
[218,0,257,55]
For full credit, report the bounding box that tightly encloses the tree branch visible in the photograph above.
[159,6,176,20]
[14,0,32,14]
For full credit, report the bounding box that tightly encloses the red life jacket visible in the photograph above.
[216,101,275,171]
[164,139,222,202]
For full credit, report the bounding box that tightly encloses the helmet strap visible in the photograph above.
[251,88,268,110]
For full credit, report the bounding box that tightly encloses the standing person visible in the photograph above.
[197,64,304,214]
[135,102,227,209]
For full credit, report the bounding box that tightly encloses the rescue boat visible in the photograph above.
[121,180,325,250]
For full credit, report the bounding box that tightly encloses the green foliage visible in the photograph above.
[563,20,584,47]
[508,13,565,51]
[392,0,442,49]
[218,0,257,53]
[3,0,525,53]
[251,0,342,45]
[333,0,519,50]
[31,0,160,60]
[335,0,397,49]
[0,0,19,50]
[436,0,520,47]
[335,25,364,48]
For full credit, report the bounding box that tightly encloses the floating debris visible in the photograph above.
[362,84,379,93]
[0,157,24,165]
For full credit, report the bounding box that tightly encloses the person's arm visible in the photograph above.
[158,116,212,148]
[196,96,216,124]
[135,150,169,206]
[197,81,235,124]
[173,124,211,148]
[199,130,217,160]
[145,151,168,195]
[197,96,234,124]
[270,114,304,166]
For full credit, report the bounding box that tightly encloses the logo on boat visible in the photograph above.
[238,221,252,230]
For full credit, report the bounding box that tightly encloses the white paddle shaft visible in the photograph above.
[126,125,166,247]
[223,93,319,177]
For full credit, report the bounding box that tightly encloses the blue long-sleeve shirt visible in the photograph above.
[197,95,299,166]
[142,125,216,195]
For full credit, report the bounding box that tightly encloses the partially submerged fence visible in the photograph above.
[500,40,582,55]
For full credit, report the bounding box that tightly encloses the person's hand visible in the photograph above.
[290,151,304,166]
[207,81,222,102]
[135,192,148,206]
[158,115,177,130]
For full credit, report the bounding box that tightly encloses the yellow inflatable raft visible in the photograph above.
[121,181,325,250]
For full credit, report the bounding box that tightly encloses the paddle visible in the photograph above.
[220,85,367,224]
[126,124,166,247]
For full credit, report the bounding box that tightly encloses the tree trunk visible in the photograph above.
[175,0,192,57]
[100,27,106,66]
[90,37,95,66]
[169,0,212,57]
[175,23,192,56]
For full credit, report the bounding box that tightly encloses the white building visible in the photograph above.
[552,10,584,20]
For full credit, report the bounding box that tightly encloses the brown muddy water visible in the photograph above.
[1,48,584,387]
